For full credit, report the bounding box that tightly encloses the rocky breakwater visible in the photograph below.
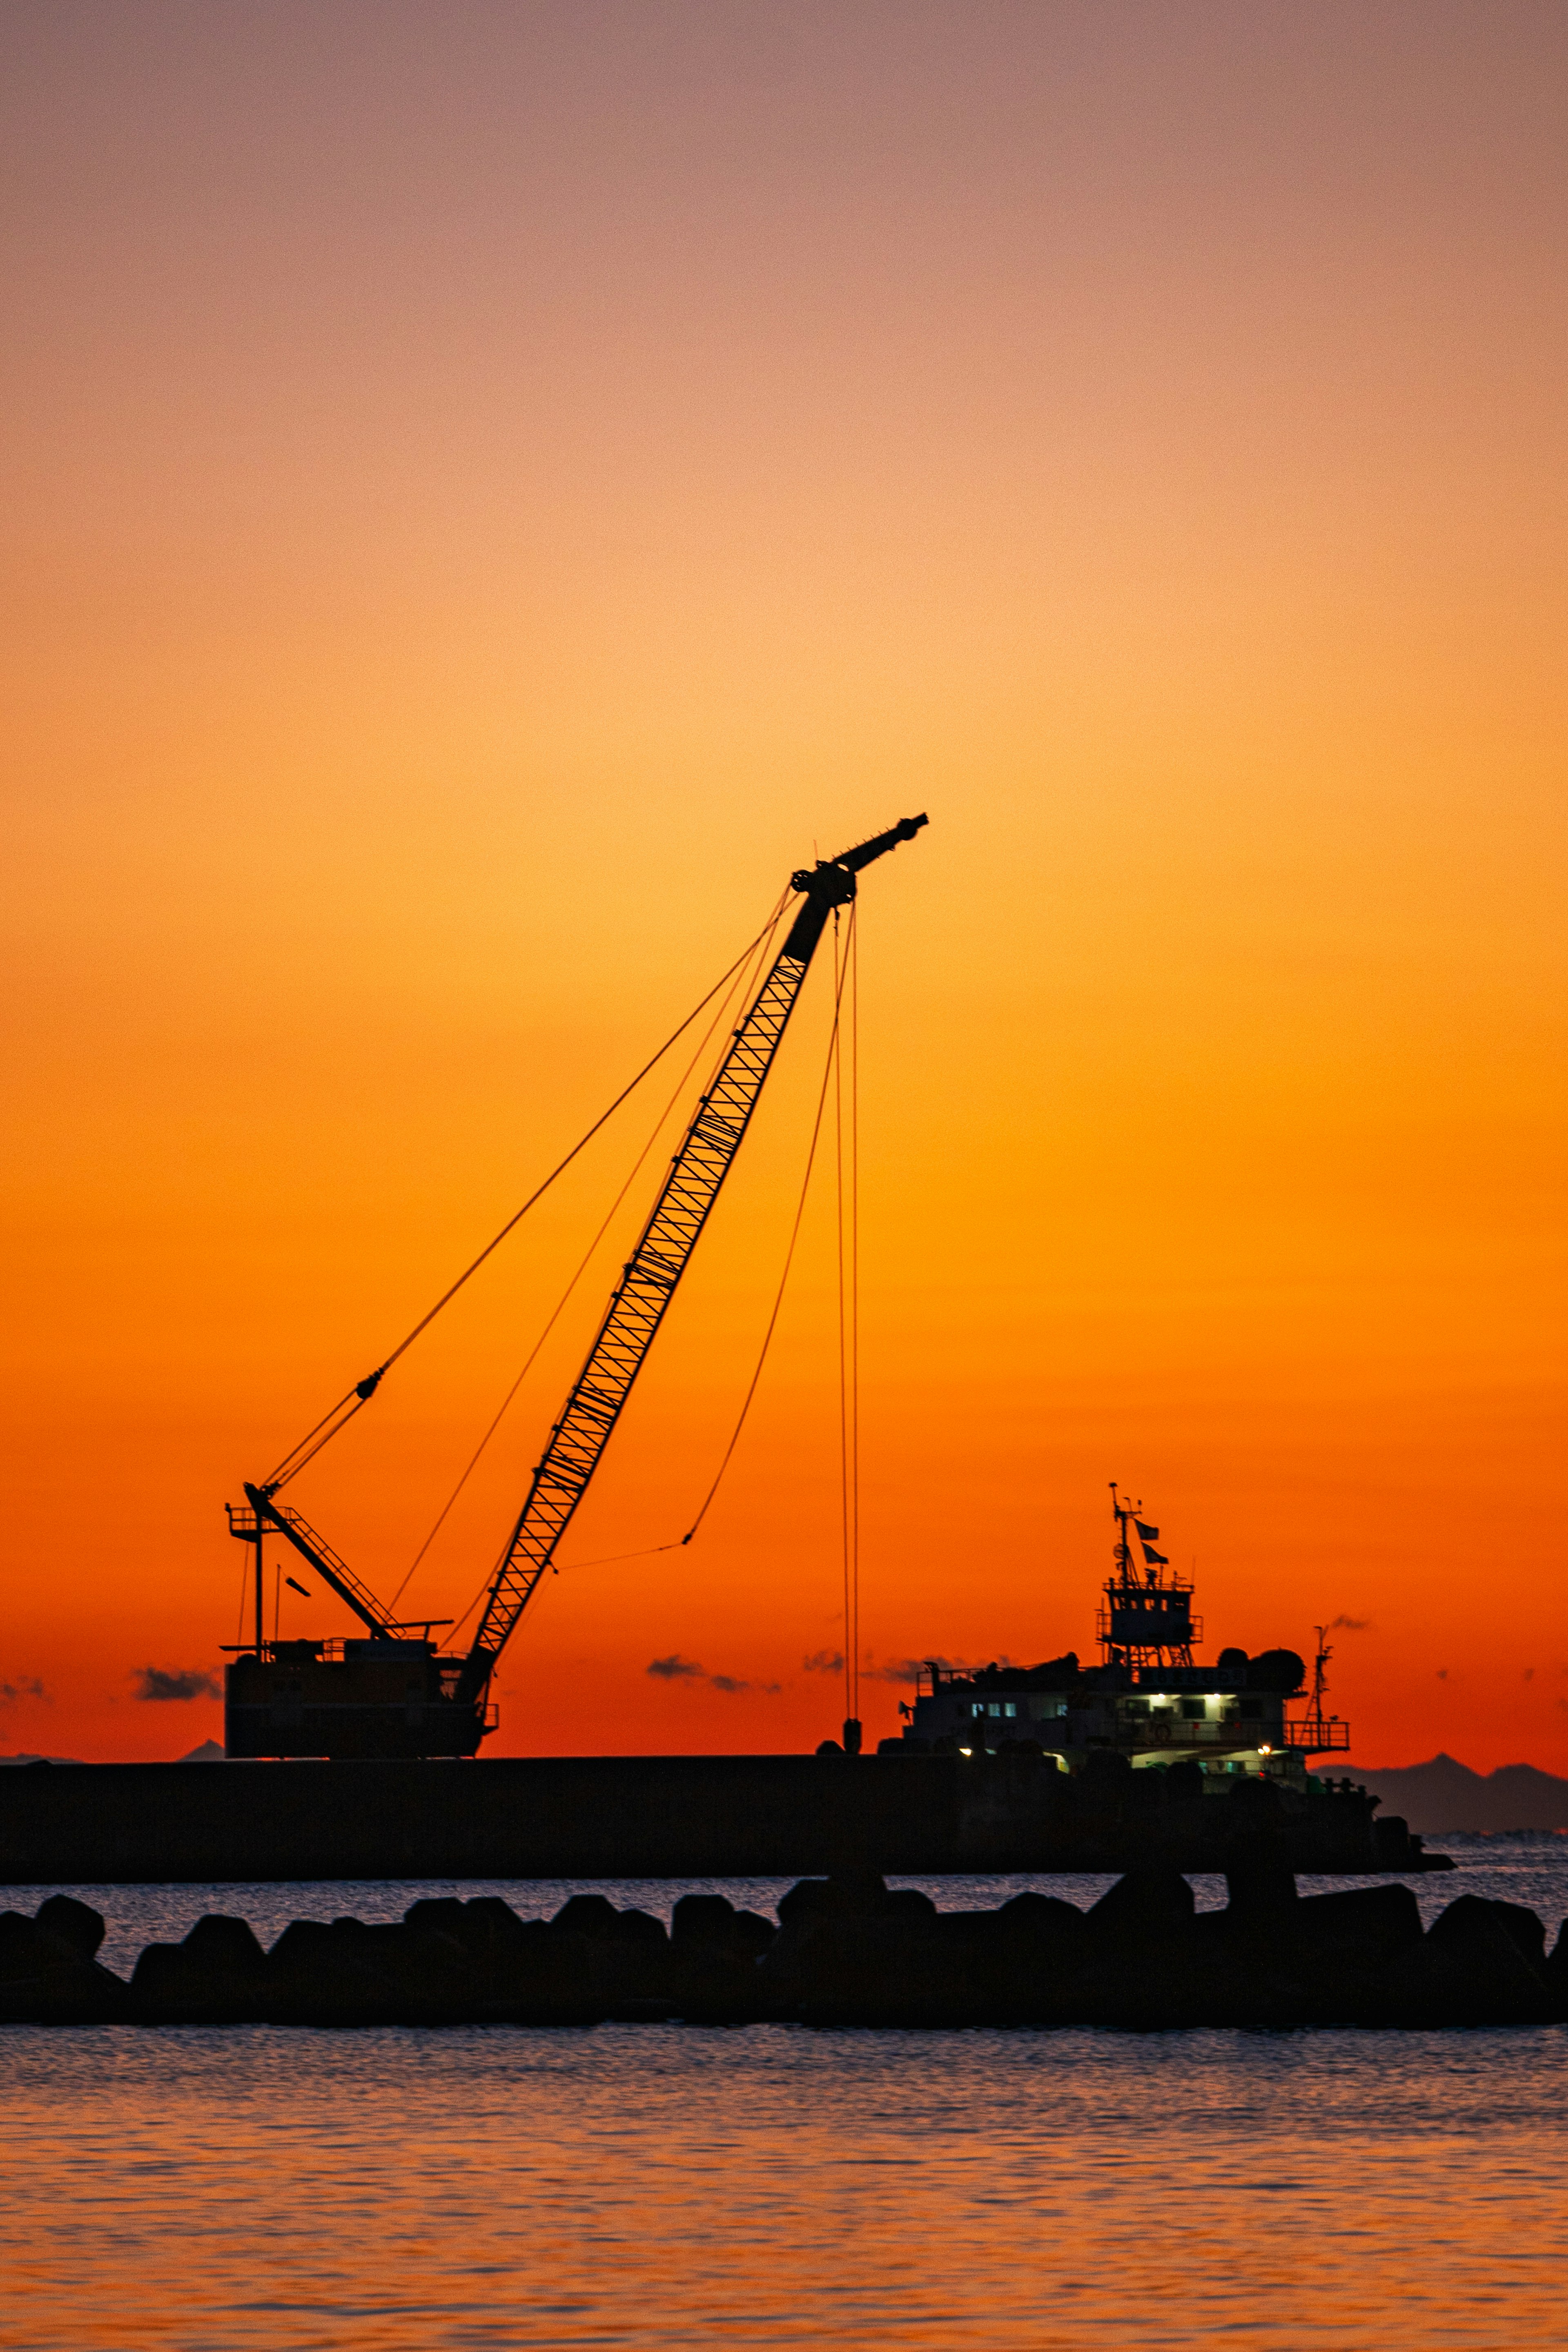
[2,1871,1563,2029]
[764,1861,1566,2028]
[0,1895,137,2021]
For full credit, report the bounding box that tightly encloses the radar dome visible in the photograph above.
[1246,1648,1305,1693]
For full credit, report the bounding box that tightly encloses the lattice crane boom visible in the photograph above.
[454,813,927,1706]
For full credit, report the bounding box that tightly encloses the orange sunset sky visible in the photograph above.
[3,2,1564,1771]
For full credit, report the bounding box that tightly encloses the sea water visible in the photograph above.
[2,1835,1565,2350]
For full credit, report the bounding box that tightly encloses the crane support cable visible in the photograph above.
[441,927,847,1636]
[850,909,861,1724]
[262,894,790,1493]
[835,904,861,1736]
[454,927,830,1698]
[441,1530,689,1654]
[679,902,853,1548]
[453,820,929,1705]
[385,922,774,1615]
[393,904,791,1641]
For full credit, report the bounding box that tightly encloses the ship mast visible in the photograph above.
[1100,1483,1198,1674]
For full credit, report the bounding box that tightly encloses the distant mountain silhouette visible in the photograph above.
[1316,1753,1568,1833]
[3,1747,228,1766]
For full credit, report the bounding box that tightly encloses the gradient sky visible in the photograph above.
[3,2,1564,1768]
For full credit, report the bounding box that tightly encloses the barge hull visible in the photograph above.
[0,1754,1427,1885]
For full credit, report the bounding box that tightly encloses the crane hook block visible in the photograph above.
[355,1367,385,1402]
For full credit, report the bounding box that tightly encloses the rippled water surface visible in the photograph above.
[3,1838,1566,2350]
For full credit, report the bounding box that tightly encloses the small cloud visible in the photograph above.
[1436,1668,1448,1682]
[815,1652,987,1687]
[132,1666,221,1702]
[650,1658,783,1696]
[1330,1616,1371,1633]
[1524,1667,1535,1683]
[0,1677,48,1708]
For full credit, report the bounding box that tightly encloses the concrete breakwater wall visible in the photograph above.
[0,1751,1435,1885]
[0,1867,1554,2030]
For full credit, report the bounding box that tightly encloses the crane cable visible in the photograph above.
[437,909,856,1651]
[261,892,791,1493]
[419,896,811,1648]
[385,903,785,1615]
[677,898,855,1547]
[836,904,860,1736]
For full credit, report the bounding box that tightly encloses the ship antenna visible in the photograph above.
[1308,1624,1332,1738]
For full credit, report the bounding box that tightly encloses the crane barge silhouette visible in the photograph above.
[224,815,928,1760]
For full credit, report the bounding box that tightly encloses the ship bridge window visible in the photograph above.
[1180,1699,1205,1720]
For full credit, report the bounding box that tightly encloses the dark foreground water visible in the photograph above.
[3,1837,1566,2351]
